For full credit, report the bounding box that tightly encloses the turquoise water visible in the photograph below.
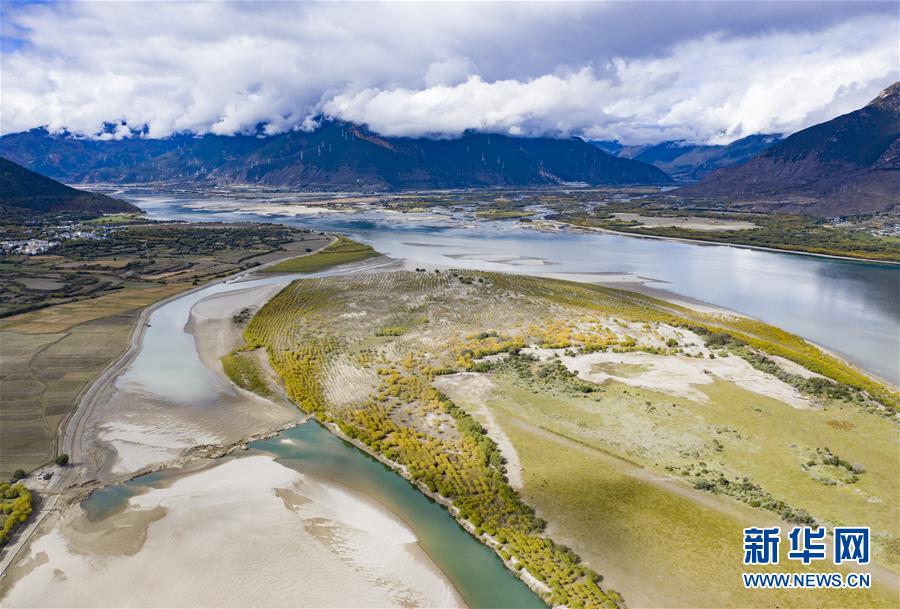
[84,265,545,608]
[80,188,896,607]
[254,422,545,609]
[82,422,545,608]
[80,470,168,521]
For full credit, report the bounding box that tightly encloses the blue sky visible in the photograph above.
[1,1,897,143]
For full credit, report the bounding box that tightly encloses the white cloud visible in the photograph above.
[424,56,477,87]
[325,19,897,144]
[1,2,896,144]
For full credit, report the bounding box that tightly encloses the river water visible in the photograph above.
[41,189,896,608]
[129,191,899,384]
[79,265,544,609]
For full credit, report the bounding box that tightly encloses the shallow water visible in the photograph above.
[80,470,168,521]
[116,264,389,405]
[84,263,544,608]
[116,274,300,404]
[259,422,545,609]
[130,191,899,384]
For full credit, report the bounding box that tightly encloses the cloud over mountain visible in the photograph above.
[1,1,896,144]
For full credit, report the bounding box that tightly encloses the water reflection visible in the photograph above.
[132,193,899,384]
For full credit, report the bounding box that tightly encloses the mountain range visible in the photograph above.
[676,82,900,215]
[603,134,783,182]
[0,121,672,189]
[0,158,138,219]
[1,82,896,216]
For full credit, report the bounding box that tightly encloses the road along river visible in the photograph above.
[0,260,542,608]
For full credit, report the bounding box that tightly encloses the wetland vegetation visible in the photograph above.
[230,264,898,608]
[553,201,900,262]
[320,186,900,261]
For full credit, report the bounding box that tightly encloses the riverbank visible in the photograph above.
[127,191,900,385]
[4,231,896,608]
[1,453,466,608]
[548,219,900,265]
[0,236,336,577]
[238,268,898,607]
[0,253,475,608]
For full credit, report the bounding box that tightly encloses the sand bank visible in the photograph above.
[2,263,469,608]
[187,281,288,376]
[524,344,812,409]
[1,454,464,608]
[611,213,759,231]
[80,278,302,480]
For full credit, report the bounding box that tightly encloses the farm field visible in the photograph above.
[0,225,331,478]
[0,221,329,317]
[236,269,898,608]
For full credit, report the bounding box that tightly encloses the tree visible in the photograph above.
[11,469,25,481]
[55,454,69,466]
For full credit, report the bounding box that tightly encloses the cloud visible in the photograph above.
[0,1,896,144]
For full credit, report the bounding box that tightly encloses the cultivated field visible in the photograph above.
[236,269,898,608]
[0,226,330,478]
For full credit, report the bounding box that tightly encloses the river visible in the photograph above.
[50,266,544,609]
[8,188,895,607]
[129,190,899,384]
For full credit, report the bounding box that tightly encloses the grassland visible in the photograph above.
[81,213,146,225]
[0,224,330,478]
[501,419,898,608]
[261,235,377,273]
[239,269,898,608]
[475,209,538,220]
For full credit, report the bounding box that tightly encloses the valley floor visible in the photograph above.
[0,255,467,608]
[2,239,897,609]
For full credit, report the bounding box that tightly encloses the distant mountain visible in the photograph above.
[677,82,900,215]
[0,121,673,189]
[0,158,139,217]
[587,140,624,155]
[592,134,781,182]
[626,141,705,164]
[660,134,782,181]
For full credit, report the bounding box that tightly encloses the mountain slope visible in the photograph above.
[676,82,900,215]
[0,157,139,216]
[0,122,673,189]
[597,134,781,182]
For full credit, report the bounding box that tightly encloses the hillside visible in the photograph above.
[0,158,139,217]
[593,134,781,181]
[676,82,900,215]
[0,122,673,189]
